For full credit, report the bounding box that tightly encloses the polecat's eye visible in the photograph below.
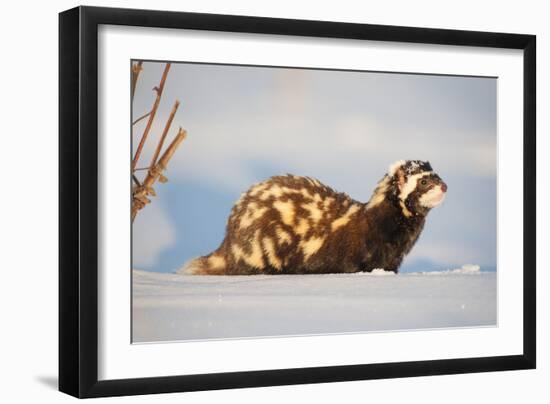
[420,179,427,186]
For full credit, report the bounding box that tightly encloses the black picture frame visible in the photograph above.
[59,5,536,398]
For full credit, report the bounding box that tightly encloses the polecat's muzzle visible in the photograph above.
[419,183,447,208]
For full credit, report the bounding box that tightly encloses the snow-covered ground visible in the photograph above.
[132,265,496,343]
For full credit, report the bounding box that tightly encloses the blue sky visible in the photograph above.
[132,61,496,273]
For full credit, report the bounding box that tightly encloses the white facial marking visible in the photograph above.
[419,185,446,208]
[399,171,433,201]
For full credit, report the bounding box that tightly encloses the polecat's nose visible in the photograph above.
[441,182,448,192]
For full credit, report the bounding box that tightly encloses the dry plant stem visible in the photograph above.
[132,111,151,126]
[132,128,187,221]
[132,63,171,171]
[158,127,187,170]
[130,61,143,103]
[150,100,180,167]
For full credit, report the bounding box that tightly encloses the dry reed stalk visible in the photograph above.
[150,100,180,167]
[132,128,187,221]
[131,61,143,103]
[132,111,151,126]
[132,63,171,171]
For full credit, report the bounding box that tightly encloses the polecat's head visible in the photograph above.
[368,160,447,217]
[390,160,447,217]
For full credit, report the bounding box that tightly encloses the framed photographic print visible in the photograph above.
[59,6,536,398]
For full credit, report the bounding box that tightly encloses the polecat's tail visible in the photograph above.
[177,253,227,275]
[177,256,208,275]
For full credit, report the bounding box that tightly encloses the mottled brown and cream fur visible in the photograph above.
[180,160,447,275]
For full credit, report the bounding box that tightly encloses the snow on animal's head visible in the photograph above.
[388,160,447,216]
[388,160,433,177]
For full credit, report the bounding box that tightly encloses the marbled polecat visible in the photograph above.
[180,160,447,275]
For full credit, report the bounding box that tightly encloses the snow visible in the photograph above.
[132,266,496,343]
[414,264,482,275]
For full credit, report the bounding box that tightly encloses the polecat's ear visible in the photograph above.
[396,168,406,191]
[388,160,405,177]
